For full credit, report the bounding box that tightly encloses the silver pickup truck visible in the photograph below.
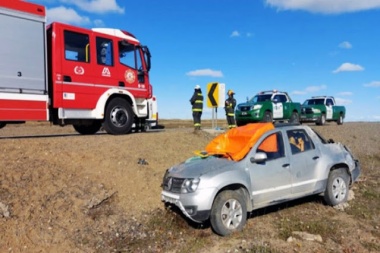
[161,123,360,236]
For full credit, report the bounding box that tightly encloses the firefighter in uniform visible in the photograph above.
[225,89,237,129]
[190,85,204,131]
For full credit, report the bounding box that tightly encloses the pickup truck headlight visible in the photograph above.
[312,108,321,113]
[253,104,262,110]
[181,178,200,193]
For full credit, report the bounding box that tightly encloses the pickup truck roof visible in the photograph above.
[311,96,335,99]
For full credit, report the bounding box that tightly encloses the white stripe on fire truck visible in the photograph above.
[0,93,48,101]
[56,81,147,91]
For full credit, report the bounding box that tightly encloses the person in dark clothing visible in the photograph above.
[190,85,204,131]
[225,89,237,129]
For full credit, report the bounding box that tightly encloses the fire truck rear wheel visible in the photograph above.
[0,122,6,129]
[73,120,102,135]
[104,97,134,135]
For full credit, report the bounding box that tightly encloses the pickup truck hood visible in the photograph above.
[167,156,235,178]
[237,101,258,108]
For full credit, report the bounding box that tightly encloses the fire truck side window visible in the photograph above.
[96,37,113,66]
[118,41,139,69]
[64,30,90,63]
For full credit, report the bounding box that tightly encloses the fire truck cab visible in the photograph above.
[0,0,154,135]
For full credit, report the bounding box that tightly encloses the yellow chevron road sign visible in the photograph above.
[207,82,225,108]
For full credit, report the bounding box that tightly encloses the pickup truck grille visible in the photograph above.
[239,106,251,112]
[301,107,313,114]
[162,177,184,193]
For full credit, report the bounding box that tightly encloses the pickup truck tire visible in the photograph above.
[290,112,300,124]
[73,120,102,135]
[323,168,349,206]
[317,114,326,126]
[263,111,273,123]
[210,190,247,236]
[337,115,344,125]
[103,97,134,135]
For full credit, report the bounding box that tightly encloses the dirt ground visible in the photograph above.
[0,120,379,253]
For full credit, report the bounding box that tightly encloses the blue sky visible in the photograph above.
[31,0,380,122]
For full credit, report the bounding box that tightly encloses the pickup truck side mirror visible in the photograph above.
[250,152,267,163]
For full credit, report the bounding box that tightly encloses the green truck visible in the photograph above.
[235,90,301,126]
[300,96,345,125]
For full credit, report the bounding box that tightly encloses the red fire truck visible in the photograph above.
[0,0,156,135]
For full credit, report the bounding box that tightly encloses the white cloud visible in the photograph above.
[265,0,380,14]
[60,0,124,14]
[335,97,352,105]
[292,90,306,95]
[186,69,224,78]
[292,85,326,95]
[364,81,380,87]
[337,91,353,96]
[305,85,327,93]
[339,41,352,49]
[230,30,240,37]
[47,6,90,25]
[333,63,364,73]
[93,19,105,27]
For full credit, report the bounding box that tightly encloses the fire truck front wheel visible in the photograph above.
[0,122,6,129]
[103,97,134,135]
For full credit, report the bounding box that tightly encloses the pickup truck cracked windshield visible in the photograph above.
[161,123,361,236]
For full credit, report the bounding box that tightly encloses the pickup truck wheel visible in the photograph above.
[263,111,272,123]
[290,112,299,124]
[337,115,344,125]
[210,190,247,236]
[103,97,134,135]
[0,122,6,129]
[317,114,326,126]
[73,120,102,135]
[323,168,349,206]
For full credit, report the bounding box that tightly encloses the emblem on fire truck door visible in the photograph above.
[102,67,111,77]
[74,66,85,75]
[125,70,136,84]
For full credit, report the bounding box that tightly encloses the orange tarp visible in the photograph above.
[205,123,276,161]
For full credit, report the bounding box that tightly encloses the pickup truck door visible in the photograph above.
[286,129,322,196]
[272,95,284,119]
[326,98,334,119]
[247,131,292,207]
[326,105,333,119]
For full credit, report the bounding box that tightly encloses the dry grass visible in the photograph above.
[0,121,379,252]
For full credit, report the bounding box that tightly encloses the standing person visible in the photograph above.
[190,85,204,131]
[225,89,237,129]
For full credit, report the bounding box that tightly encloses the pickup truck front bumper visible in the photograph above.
[161,189,214,223]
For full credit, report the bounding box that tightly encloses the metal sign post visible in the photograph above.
[207,82,225,130]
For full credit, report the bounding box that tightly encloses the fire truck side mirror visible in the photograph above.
[142,46,151,72]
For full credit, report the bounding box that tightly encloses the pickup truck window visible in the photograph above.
[256,132,285,160]
[326,98,334,106]
[252,94,272,103]
[274,94,287,103]
[287,129,314,154]
[303,98,324,105]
